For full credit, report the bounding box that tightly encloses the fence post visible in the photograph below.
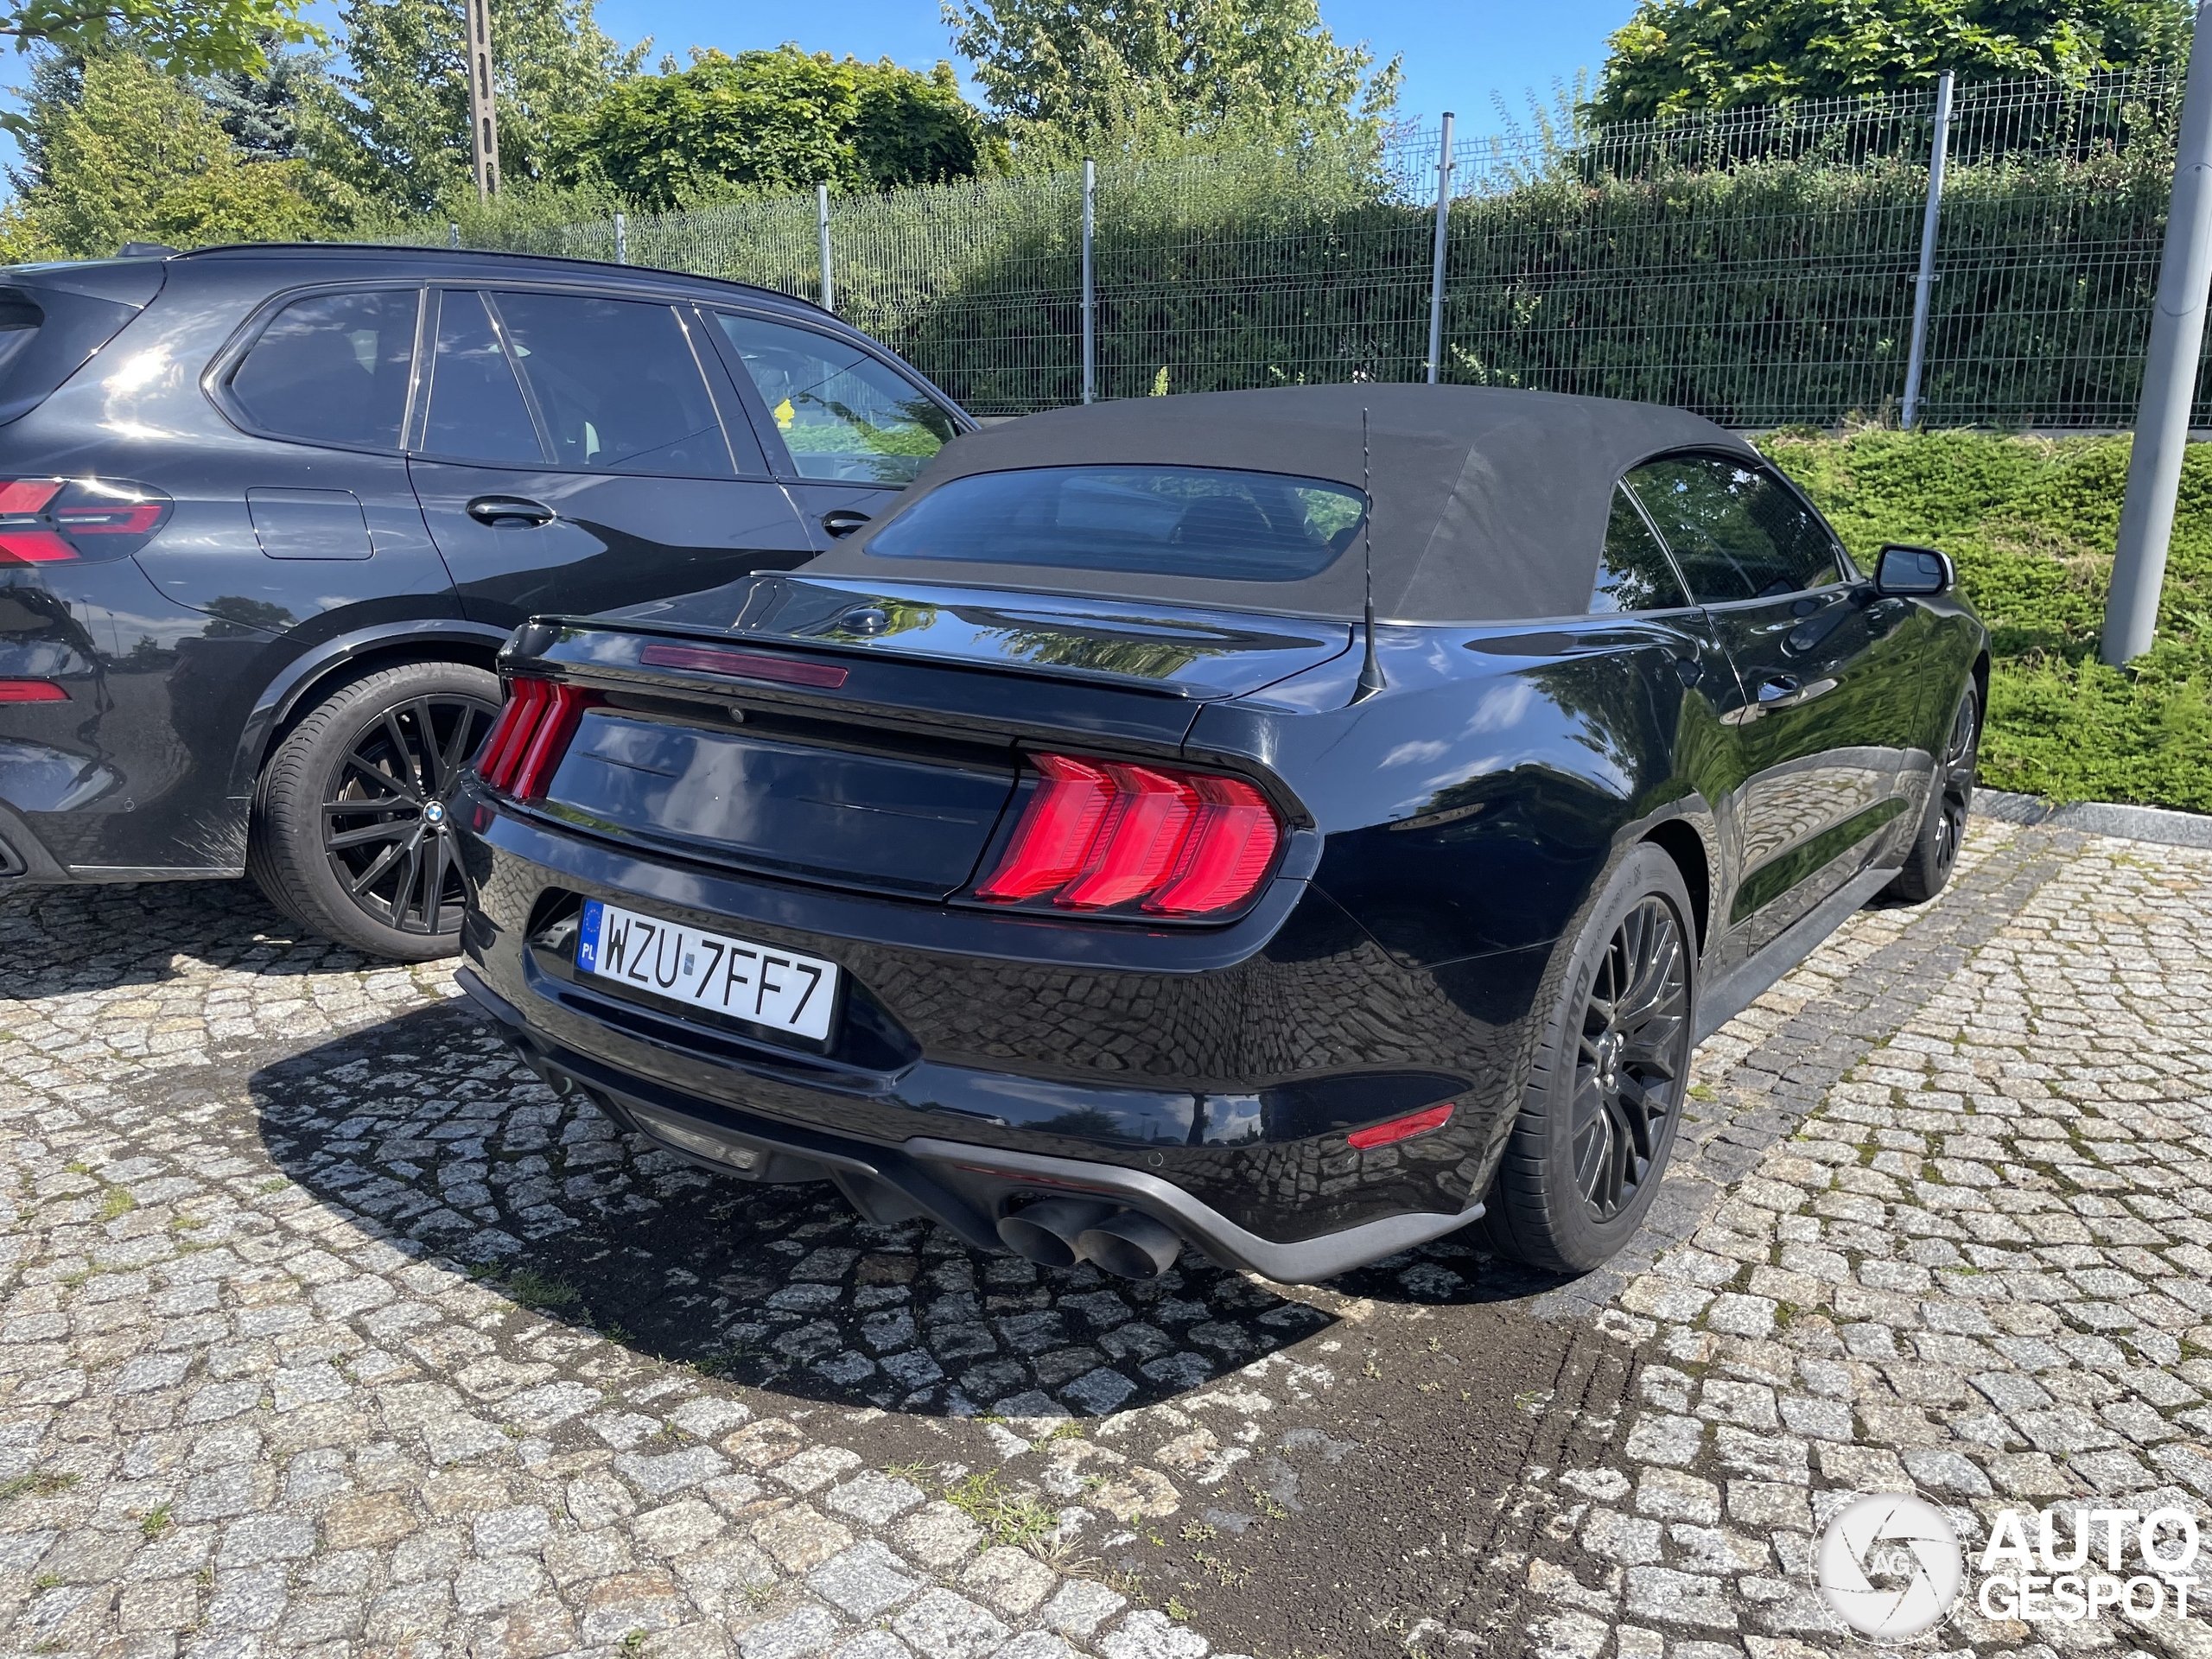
[613,213,626,265]
[1426,112,1455,385]
[1081,159,1096,404]
[463,0,499,200]
[817,185,834,314]
[1900,71,1955,429]
[448,222,460,249]
[2106,0,2212,665]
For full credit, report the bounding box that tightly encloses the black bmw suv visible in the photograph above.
[0,245,970,957]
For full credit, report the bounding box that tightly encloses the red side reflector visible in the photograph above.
[977,752,1282,918]
[1346,1103,1455,1150]
[639,642,848,690]
[0,679,67,702]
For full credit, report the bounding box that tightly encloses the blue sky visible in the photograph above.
[3,0,1635,178]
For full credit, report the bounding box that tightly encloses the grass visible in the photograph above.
[0,1471,78,1503]
[96,1189,135,1223]
[939,1470,1060,1552]
[502,1270,582,1312]
[1759,427,2212,813]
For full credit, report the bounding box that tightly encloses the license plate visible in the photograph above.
[576,899,839,1042]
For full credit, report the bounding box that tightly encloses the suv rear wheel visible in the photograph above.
[248,661,500,960]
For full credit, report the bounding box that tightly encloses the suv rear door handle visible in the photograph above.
[821,509,872,538]
[467,495,555,528]
[1757,673,1801,704]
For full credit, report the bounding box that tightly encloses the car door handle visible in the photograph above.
[821,509,872,538]
[1756,674,1801,704]
[467,495,555,528]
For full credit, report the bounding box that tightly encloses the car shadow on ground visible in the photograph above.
[245,994,1572,1421]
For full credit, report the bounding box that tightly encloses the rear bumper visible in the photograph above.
[454,785,1553,1274]
[455,964,1484,1282]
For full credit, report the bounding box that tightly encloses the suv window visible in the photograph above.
[421,290,543,465]
[1591,485,1689,613]
[715,315,955,484]
[230,289,420,449]
[493,292,734,478]
[1623,454,1843,603]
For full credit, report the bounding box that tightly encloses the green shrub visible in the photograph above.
[1760,427,2211,812]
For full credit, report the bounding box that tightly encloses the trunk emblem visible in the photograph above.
[839,607,890,635]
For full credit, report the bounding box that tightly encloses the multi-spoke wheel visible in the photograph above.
[1484,843,1697,1273]
[248,661,501,960]
[1884,683,1980,905]
[1570,895,1691,1224]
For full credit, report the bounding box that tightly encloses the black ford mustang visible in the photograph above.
[451,385,1985,1282]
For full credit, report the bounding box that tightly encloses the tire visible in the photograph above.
[1882,683,1980,905]
[1483,844,1697,1274]
[248,660,502,961]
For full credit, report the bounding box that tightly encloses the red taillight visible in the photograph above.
[0,679,67,702]
[0,477,170,565]
[638,642,849,690]
[977,753,1282,918]
[1345,1103,1455,1149]
[475,677,597,799]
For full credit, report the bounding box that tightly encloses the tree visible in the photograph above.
[198,31,324,160]
[304,0,642,213]
[1588,0,2195,122]
[0,0,315,117]
[944,0,1402,156]
[0,46,335,260]
[585,46,993,210]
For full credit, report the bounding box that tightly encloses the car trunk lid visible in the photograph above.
[508,576,1340,898]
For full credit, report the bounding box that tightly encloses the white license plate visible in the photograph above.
[576,899,838,1042]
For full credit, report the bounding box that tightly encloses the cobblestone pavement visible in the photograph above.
[1484,822,2212,1659]
[0,816,2206,1659]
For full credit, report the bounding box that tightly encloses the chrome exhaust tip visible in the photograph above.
[996,1198,1116,1268]
[1077,1211,1184,1281]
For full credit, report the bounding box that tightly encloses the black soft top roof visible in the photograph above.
[811,384,1754,624]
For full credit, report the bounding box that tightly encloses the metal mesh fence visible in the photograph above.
[416,67,2196,429]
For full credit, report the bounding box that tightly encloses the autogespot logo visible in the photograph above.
[1816,1494,1965,1638]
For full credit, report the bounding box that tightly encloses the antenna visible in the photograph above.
[1352,406,1386,703]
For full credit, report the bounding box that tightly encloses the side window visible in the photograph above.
[1591,485,1689,613]
[1623,454,1843,602]
[421,291,544,466]
[492,293,734,478]
[229,289,419,448]
[715,315,956,485]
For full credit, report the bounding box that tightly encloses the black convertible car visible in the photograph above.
[452,385,1984,1280]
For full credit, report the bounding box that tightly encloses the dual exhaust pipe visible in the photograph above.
[995,1198,1183,1281]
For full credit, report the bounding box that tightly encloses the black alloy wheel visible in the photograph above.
[249,660,504,961]
[1884,683,1980,904]
[1571,895,1691,1223]
[1481,842,1699,1273]
[1929,689,1980,882]
[322,694,499,937]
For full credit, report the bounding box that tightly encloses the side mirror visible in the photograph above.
[1873,543,1953,598]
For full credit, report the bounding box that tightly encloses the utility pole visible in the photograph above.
[1081,159,1096,404]
[2107,0,2212,664]
[1426,112,1455,385]
[465,0,499,200]
[1900,71,1954,429]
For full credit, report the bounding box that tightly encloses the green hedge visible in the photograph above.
[1760,428,2211,812]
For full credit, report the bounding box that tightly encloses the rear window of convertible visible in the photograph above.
[862,465,1366,582]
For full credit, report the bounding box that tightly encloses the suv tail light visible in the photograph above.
[976,753,1282,918]
[0,478,171,565]
[477,677,600,799]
